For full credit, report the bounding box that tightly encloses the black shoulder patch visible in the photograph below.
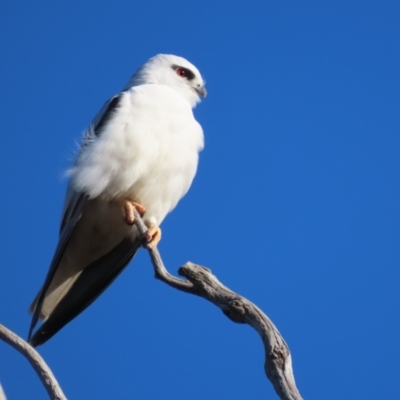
[94,94,123,136]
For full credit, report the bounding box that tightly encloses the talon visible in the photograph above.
[145,225,162,249]
[119,199,146,225]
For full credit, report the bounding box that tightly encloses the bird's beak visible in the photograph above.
[196,86,207,98]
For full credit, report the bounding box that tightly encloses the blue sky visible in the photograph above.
[0,1,399,399]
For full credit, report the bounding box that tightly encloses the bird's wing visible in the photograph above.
[59,92,124,232]
[91,94,124,138]
[28,93,132,344]
[29,236,140,347]
[28,191,88,341]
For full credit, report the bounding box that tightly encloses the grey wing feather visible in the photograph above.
[28,91,129,344]
[60,93,123,231]
[28,192,89,341]
[29,236,140,347]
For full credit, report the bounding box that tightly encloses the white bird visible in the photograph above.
[28,54,206,346]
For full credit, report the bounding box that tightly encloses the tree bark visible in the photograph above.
[134,209,303,400]
[0,324,66,400]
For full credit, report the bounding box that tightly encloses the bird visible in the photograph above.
[28,54,206,347]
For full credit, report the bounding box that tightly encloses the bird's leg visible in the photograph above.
[145,224,162,249]
[119,199,146,225]
[118,199,161,248]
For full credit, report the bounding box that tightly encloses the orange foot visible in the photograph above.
[119,199,146,225]
[145,224,162,249]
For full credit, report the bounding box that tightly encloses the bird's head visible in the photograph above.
[126,54,206,108]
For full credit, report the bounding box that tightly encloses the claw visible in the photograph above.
[145,225,162,249]
[119,200,146,225]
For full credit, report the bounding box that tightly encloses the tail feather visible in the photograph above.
[29,237,139,347]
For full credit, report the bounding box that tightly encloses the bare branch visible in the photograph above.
[134,209,303,400]
[1,210,301,400]
[0,324,66,400]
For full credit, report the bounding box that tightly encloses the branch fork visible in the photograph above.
[133,209,303,400]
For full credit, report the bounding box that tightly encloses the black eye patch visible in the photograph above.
[172,65,195,81]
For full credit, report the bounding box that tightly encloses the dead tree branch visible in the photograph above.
[0,324,66,400]
[1,212,302,400]
[134,209,303,400]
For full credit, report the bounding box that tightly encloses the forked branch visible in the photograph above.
[134,209,303,400]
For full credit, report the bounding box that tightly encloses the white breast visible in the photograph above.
[71,84,204,225]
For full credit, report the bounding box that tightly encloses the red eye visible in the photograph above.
[173,66,195,80]
[176,68,187,78]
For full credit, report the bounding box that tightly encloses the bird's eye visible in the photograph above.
[172,65,195,80]
[176,68,187,78]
